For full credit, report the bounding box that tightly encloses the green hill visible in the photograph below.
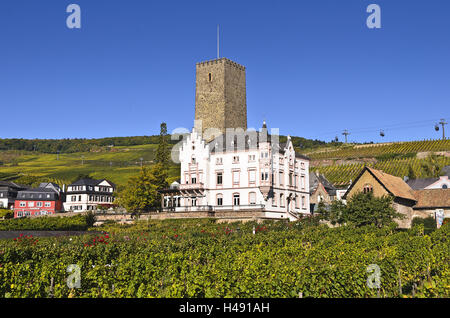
[2,136,449,189]
[305,139,450,187]
[0,144,179,188]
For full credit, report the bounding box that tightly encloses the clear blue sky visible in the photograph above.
[1,0,449,143]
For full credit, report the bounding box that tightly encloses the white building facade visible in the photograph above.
[162,124,311,221]
[63,179,116,212]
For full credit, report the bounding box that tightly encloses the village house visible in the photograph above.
[406,175,449,190]
[309,171,337,213]
[14,182,64,218]
[63,178,116,212]
[0,181,28,209]
[344,167,450,228]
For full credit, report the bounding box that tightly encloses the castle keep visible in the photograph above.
[194,58,247,137]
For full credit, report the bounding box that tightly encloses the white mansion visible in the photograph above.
[162,123,310,220]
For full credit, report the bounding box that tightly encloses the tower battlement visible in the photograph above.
[196,58,246,71]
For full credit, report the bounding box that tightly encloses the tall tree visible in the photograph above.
[421,155,441,178]
[319,192,404,228]
[116,163,168,213]
[407,164,417,180]
[155,122,170,166]
[344,192,404,228]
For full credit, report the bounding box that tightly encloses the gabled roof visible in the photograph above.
[0,181,28,190]
[207,130,276,153]
[413,189,450,208]
[367,168,417,201]
[39,182,60,190]
[310,172,337,196]
[70,178,115,188]
[344,167,417,201]
[406,178,439,190]
[206,131,309,160]
[441,166,450,177]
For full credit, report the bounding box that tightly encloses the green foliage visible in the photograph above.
[317,200,347,226]
[155,123,170,166]
[411,216,437,235]
[420,155,441,178]
[116,164,168,213]
[0,136,168,154]
[0,219,448,298]
[344,193,403,228]
[312,155,450,187]
[84,212,97,228]
[0,209,14,219]
[407,164,417,180]
[279,135,327,150]
[71,173,93,183]
[320,193,403,228]
[308,139,450,160]
[0,215,92,231]
[13,175,64,188]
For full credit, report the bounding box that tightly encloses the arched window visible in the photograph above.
[208,73,212,81]
[442,184,448,189]
[233,193,240,206]
[363,184,373,194]
[216,193,223,206]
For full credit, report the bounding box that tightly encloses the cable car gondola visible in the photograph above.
[435,124,440,131]
[380,130,385,137]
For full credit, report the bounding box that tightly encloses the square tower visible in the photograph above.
[194,58,247,137]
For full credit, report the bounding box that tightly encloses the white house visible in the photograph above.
[407,175,450,190]
[161,122,311,221]
[63,178,116,212]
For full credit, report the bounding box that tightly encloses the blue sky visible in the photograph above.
[0,0,449,143]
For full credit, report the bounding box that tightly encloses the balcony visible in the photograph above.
[179,182,205,195]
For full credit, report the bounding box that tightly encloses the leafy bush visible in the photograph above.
[0,215,92,231]
[319,192,403,228]
[0,209,14,219]
[412,216,437,234]
[0,219,448,298]
[84,211,96,227]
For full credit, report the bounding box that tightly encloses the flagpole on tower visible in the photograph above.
[217,24,220,59]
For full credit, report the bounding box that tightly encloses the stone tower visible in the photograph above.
[194,58,247,138]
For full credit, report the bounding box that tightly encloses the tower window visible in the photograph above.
[208,73,212,81]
